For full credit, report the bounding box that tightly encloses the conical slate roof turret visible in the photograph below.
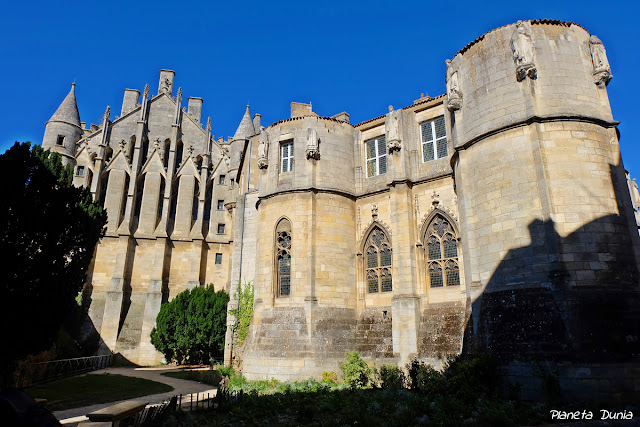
[233,105,256,140]
[48,83,81,128]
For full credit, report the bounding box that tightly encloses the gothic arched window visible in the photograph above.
[365,226,392,293]
[276,219,292,297]
[425,214,460,287]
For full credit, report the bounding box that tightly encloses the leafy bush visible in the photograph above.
[416,364,447,398]
[340,351,370,389]
[380,364,405,390]
[406,359,423,390]
[230,282,254,347]
[321,371,338,384]
[150,285,229,364]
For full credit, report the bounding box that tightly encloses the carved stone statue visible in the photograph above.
[160,77,171,94]
[445,59,462,111]
[258,126,269,169]
[151,138,162,162]
[510,21,537,81]
[386,106,401,154]
[589,35,612,87]
[118,139,128,158]
[631,178,640,207]
[306,127,320,160]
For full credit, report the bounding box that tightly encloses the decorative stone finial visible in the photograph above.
[510,21,537,81]
[445,59,462,111]
[206,117,212,134]
[372,204,378,220]
[177,87,182,104]
[143,84,149,100]
[589,35,612,87]
[104,106,111,121]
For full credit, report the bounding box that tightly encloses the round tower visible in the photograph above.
[448,20,640,361]
[43,83,83,166]
[242,111,359,380]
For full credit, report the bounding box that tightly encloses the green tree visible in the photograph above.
[150,285,229,364]
[0,142,106,385]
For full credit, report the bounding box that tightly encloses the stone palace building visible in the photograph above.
[42,19,640,398]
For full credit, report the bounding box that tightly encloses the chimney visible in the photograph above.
[158,69,175,96]
[121,89,140,116]
[253,113,261,131]
[187,97,203,123]
[291,102,317,118]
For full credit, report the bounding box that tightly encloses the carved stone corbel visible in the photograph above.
[306,127,320,160]
[510,21,537,82]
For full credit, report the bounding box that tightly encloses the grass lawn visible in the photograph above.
[25,373,174,411]
[161,369,222,387]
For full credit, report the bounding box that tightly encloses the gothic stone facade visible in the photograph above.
[43,21,640,387]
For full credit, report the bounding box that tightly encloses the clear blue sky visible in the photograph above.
[1,0,638,179]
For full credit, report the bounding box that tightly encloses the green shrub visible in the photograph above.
[406,359,425,390]
[321,371,338,384]
[380,364,405,390]
[230,282,254,347]
[416,364,447,398]
[340,351,370,389]
[150,285,229,364]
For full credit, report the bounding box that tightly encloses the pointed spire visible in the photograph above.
[48,83,81,127]
[177,87,182,104]
[104,106,111,121]
[233,105,256,140]
[143,84,149,100]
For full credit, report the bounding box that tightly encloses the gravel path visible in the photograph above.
[53,366,216,425]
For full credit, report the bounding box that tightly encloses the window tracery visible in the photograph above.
[365,226,392,293]
[276,220,292,297]
[425,214,460,287]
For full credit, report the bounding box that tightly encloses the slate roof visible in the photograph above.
[233,105,256,140]
[48,83,81,127]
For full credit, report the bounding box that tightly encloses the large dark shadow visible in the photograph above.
[468,162,640,363]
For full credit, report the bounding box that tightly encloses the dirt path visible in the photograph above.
[53,366,216,425]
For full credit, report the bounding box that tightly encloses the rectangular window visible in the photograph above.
[217,223,225,234]
[365,136,387,177]
[56,135,65,146]
[217,199,224,210]
[281,141,294,173]
[215,253,223,264]
[219,175,225,185]
[421,116,447,162]
[76,166,84,176]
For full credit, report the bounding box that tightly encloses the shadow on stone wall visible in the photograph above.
[465,162,640,402]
